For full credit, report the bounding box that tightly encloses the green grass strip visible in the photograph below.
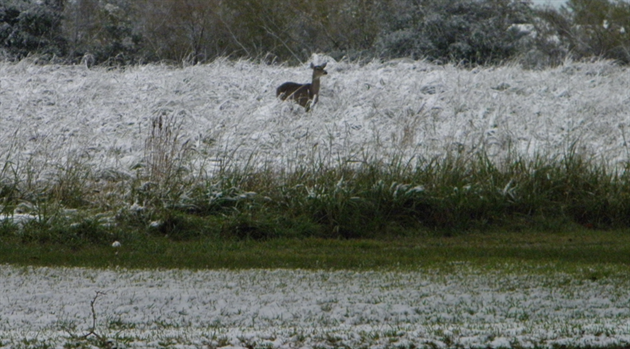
[2,229,630,271]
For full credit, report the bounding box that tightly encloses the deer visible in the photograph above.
[276,62,327,112]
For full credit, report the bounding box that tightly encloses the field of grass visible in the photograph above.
[3,157,630,348]
[2,59,630,348]
[3,149,630,250]
[2,253,630,349]
[2,229,630,270]
[3,59,630,244]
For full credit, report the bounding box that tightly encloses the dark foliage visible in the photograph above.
[537,0,630,64]
[376,0,534,65]
[0,0,66,60]
[3,0,630,67]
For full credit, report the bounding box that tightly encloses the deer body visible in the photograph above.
[277,63,327,112]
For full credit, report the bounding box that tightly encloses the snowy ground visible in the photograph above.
[3,59,630,348]
[1,264,630,349]
[2,58,630,182]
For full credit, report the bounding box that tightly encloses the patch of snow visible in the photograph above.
[0,213,39,226]
[2,60,629,185]
[0,265,630,348]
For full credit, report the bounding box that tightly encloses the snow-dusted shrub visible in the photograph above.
[535,0,630,64]
[61,0,141,65]
[0,0,65,60]
[375,0,533,65]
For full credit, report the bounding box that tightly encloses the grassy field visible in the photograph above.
[3,60,630,248]
[3,158,630,349]
[2,230,630,349]
[3,142,630,273]
[2,228,630,271]
[3,60,630,348]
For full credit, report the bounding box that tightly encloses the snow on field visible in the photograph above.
[1,264,630,348]
[2,58,630,181]
[3,59,630,348]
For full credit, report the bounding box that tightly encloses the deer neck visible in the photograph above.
[310,74,321,97]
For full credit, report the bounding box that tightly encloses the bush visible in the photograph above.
[0,0,66,60]
[62,0,142,65]
[5,0,630,66]
[535,0,630,64]
[375,0,534,65]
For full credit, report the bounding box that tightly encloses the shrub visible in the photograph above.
[0,0,66,60]
[375,0,534,65]
[62,0,142,64]
[535,0,630,64]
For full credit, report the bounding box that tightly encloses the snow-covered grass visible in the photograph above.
[2,263,630,349]
[3,59,630,348]
[2,58,630,234]
[2,57,630,179]
[3,57,630,238]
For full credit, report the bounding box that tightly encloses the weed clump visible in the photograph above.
[2,147,630,245]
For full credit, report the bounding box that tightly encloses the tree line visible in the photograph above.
[1,0,630,67]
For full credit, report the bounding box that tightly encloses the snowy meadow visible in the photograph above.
[3,59,630,348]
[2,58,630,178]
[4,58,630,233]
[2,264,630,349]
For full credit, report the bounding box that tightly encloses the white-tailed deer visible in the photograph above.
[276,62,327,112]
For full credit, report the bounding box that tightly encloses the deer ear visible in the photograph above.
[310,62,315,68]
[321,62,327,68]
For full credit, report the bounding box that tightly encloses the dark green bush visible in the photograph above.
[376,0,533,64]
[0,0,66,60]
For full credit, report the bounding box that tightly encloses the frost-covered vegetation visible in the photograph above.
[3,2,630,348]
[2,0,630,66]
[2,264,630,349]
[1,58,630,239]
